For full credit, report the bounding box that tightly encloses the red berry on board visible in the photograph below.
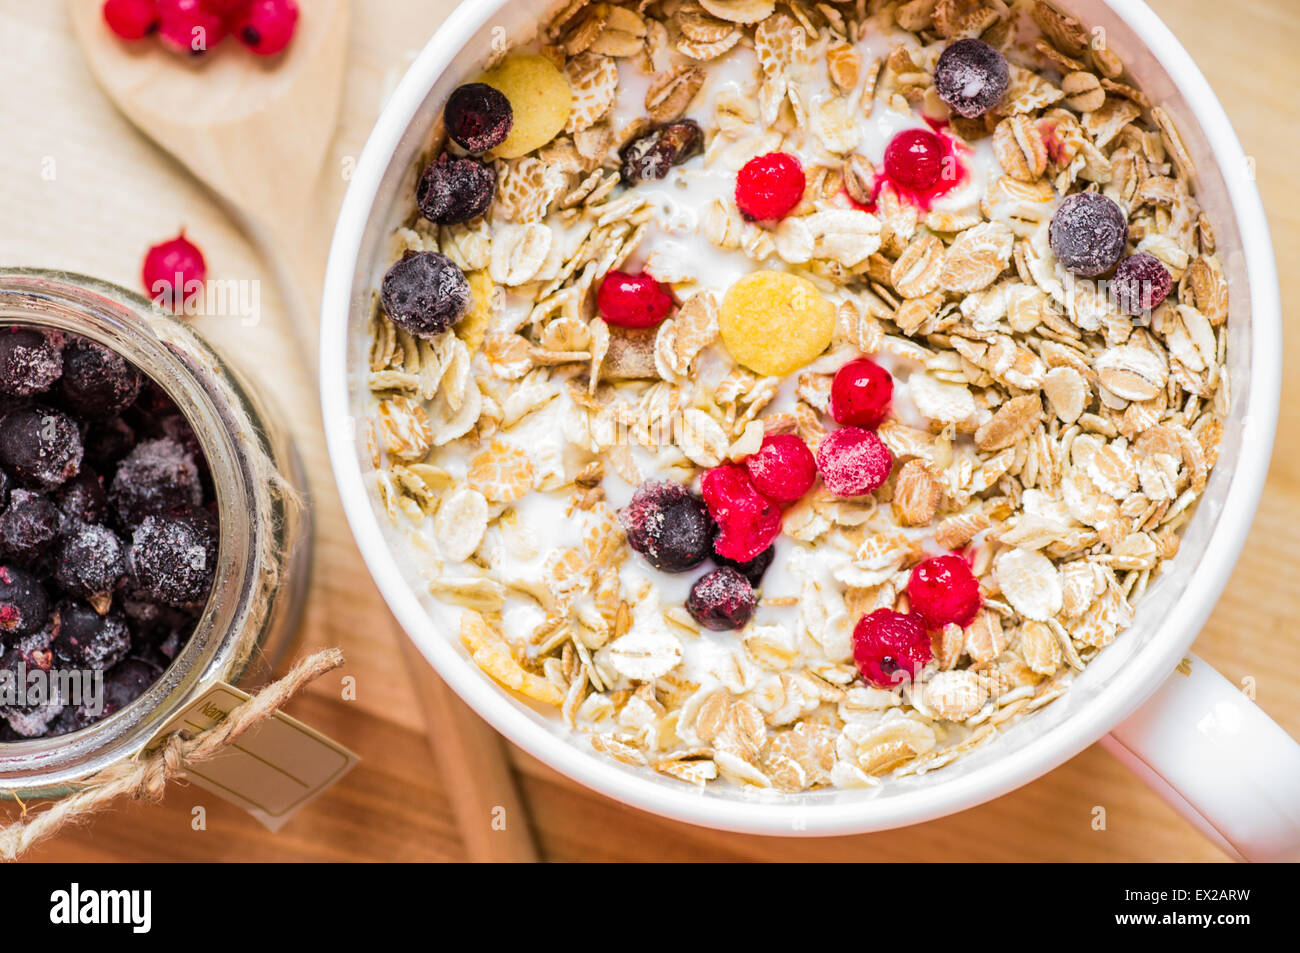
[815,426,893,498]
[735,152,806,221]
[157,0,227,54]
[829,357,893,428]
[235,0,298,56]
[142,232,206,312]
[103,0,160,39]
[907,554,982,630]
[743,433,816,505]
[596,271,674,329]
[852,609,932,688]
[883,128,945,192]
[700,464,782,563]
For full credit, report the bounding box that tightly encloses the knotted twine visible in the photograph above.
[0,647,344,861]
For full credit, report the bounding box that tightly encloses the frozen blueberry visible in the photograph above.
[380,250,471,339]
[933,38,1010,119]
[0,328,63,397]
[0,405,83,488]
[84,416,137,467]
[1110,252,1173,315]
[620,120,704,185]
[686,567,757,631]
[417,154,496,225]
[0,564,49,640]
[55,469,109,529]
[49,599,131,671]
[55,524,126,609]
[713,544,775,588]
[0,489,61,564]
[1048,192,1129,277]
[0,467,10,510]
[618,480,714,573]
[109,437,203,529]
[58,337,142,417]
[128,509,217,608]
[444,82,514,154]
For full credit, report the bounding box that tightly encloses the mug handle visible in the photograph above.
[1101,653,1300,861]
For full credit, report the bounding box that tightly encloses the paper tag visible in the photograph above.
[149,682,359,832]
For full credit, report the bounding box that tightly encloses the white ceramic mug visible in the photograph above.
[320,0,1298,859]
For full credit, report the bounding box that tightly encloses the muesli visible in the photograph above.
[362,0,1228,792]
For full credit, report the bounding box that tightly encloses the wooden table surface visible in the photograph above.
[0,0,1296,862]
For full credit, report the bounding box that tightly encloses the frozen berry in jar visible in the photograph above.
[0,328,63,397]
[128,509,218,608]
[0,405,83,489]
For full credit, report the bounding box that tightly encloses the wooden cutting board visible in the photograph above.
[0,0,1296,861]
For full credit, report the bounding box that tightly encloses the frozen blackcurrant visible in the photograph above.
[109,437,203,529]
[50,599,131,671]
[55,524,126,610]
[55,469,110,529]
[0,489,61,565]
[0,405,83,488]
[416,154,496,225]
[620,120,704,185]
[713,544,775,588]
[128,509,217,608]
[1110,252,1173,315]
[84,416,137,467]
[380,251,470,339]
[0,630,64,736]
[686,567,757,631]
[1048,192,1129,277]
[58,337,142,417]
[0,328,63,397]
[933,38,1010,119]
[618,480,714,573]
[444,82,514,154]
[92,657,163,721]
[0,565,49,639]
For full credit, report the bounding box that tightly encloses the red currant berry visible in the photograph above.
[103,0,159,39]
[852,609,932,688]
[199,0,252,20]
[235,0,298,56]
[596,271,673,329]
[142,232,206,312]
[883,129,945,192]
[743,434,816,505]
[815,426,893,497]
[907,554,982,629]
[700,464,782,563]
[735,152,806,221]
[157,0,226,54]
[830,357,893,428]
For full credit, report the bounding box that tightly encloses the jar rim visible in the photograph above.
[0,268,283,791]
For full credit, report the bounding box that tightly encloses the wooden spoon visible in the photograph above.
[69,0,538,862]
[69,0,348,347]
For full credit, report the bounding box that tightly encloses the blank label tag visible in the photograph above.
[150,682,359,832]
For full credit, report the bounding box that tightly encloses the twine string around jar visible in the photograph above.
[0,648,344,861]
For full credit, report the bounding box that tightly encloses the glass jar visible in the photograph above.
[0,269,311,798]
